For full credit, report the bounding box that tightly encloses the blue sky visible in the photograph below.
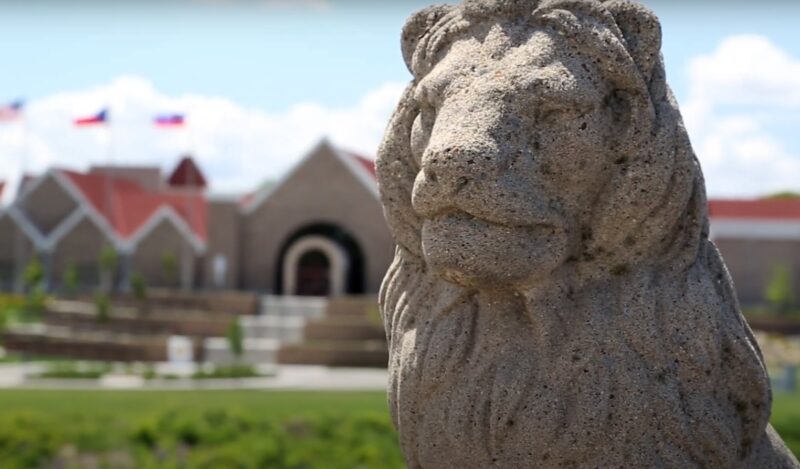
[1,0,799,198]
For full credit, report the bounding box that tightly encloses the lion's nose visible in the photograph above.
[412,146,495,217]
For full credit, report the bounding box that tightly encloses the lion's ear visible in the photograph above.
[401,5,458,76]
[603,0,662,85]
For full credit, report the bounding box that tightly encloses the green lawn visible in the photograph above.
[772,392,800,456]
[0,390,402,469]
[1,389,799,467]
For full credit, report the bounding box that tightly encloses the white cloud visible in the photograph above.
[682,35,800,197]
[0,76,405,203]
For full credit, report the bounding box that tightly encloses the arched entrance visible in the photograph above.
[276,223,365,296]
[282,235,348,296]
[296,250,329,296]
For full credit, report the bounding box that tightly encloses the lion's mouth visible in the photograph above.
[426,210,561,232]
[420,211,569,288]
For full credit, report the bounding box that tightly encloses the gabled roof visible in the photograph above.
[59,169,207,242]
[167,156,207,189]
[241,138,378,214]
[708,199,800,221]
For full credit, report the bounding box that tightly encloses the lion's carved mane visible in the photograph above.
[377,1,798,468]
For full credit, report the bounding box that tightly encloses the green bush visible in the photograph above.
[99,247,119,292]
[40,362,111,380]
[0,294,25,335]
[94,292,111,322]
[192,364,259,380]
[161,252,178,286]
[21,259,47,319]
[226,319,244,361]
[130,272,147,302]
[23,258,44,290]
[62,263,79,297]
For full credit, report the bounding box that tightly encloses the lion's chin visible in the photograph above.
[421,212,568,290]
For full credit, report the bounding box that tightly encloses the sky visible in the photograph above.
[0,0,799,201]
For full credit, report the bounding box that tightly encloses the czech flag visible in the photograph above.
[74,108,108,126]
[154,113,185,128]
[0,100,23,122]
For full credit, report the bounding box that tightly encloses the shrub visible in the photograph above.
[192,364,258,380]
[40,362,111,380]
[130,272,147,301]
[161,251,178,286]
[226,319,244,361]
[99,247,119,292]
[94,292,111,322]
[23,258,44,291]
[62,263,79,297]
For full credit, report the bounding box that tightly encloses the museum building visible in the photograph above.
[0,138,798,304]
[0,139,394,296]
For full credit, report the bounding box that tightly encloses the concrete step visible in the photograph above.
[304,317,385,342]
[260,295,327,319]
[203,337,280,366]
[325,296,379,317]
[277,340,388,368]
[239,316,305,343]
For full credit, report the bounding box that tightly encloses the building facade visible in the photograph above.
[1,139,797,303]
[0,140,395,296]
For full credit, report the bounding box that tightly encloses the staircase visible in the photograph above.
[1,291,258,363]
[2,294,389,368]
[276,296,388,368]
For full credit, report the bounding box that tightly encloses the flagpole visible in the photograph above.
[13,103,29,293]
[104,108,115,292]
[185,116,195,291]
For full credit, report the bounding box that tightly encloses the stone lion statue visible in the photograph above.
[376,0,799,467]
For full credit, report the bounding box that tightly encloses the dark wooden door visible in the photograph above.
[296,250,330,296]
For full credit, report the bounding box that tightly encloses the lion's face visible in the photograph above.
[410,26,617,289]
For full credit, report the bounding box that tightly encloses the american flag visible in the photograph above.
[0,100,23,122]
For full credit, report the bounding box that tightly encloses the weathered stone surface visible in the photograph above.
[376,1,800,467]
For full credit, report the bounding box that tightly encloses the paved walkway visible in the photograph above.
[0,363,388,391]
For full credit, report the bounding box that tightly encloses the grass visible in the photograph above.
[1,388,800,466]
[772,392,800,456]
[0,390,401,469]
[0,389,389,418]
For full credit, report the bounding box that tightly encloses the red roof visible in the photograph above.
[349,152,376,180]
[60,169,207,241]
[167,156,207,188]
[708,199,800,221]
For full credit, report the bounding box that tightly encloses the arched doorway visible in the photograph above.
[282,235,348,296]
[296,250,329,296]
[276,224,364,296]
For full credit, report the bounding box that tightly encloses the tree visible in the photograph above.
[63,263,79,298]
[130,271,148,315]
[99,246,119,292]
[765,263,795,315]
[23,258,44,291]
[161,251,178,287]
[22,258,46,317]
[226,319,244,362]
[94,291,110,322]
